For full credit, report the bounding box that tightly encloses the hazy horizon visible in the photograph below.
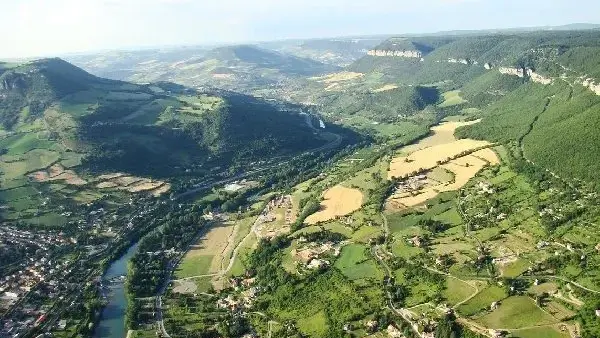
[2,0,600,59]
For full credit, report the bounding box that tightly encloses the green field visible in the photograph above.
[175,255,214,278]
[334,244,383,281]
[438,90,467,108]
[442,277,477,305]
[510,326,570,338]
[476,296,557,329]
[501,258,531,278]
[296,310,329,337]
[457,285,507,316]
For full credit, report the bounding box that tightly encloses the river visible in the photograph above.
[92,243,139,338]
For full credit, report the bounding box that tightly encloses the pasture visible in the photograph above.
[334,244,383,281]
[399,120,480,154]
[457,285,507,316]
[510,326,570,338]
[438,90,467,108]
[386,120,499,209]
[442,278,482,306]
[476,296,557,329]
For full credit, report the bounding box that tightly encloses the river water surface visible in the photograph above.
[92,243,139,338]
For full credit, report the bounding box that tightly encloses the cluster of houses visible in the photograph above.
[0,226,75,310]
[476,181,495,195]
[393,175,428,196]
[406,235,425,248]
[254,195,295,238]
[292,240,343,270]
[217,278,261,312]
[1,261,76,337]
[0,199,157,337]
[272,195,294,225]
[337,215,354,226]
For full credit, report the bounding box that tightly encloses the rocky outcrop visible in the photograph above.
[367,49,422,58]
[1,73,26,91]
[582,78,600,95]
[499,67,526,78]
[527,69,553,85]
[448,58,470,65]
[484,62,493,70]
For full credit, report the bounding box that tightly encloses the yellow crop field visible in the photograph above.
[305,185,363,224]
[388,154,492,208]
[388,139,491,179]
[311,71,364,84]
[387,121,500,209]
[401,120,481,154]
[472,148,500,165]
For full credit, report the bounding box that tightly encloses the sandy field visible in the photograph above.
[172,279,198,294]
[373,84,399,93]
[126,181,163,193]
[95,174,171,196]
[305,185,363,224]
[151,183,171,197]
[113,176,142,186]
[212,73,234,79]
[97,173,125,181]
[96,182,118,189]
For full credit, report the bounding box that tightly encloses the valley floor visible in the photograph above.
[132,117,600,338]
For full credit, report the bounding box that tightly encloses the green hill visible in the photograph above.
[347,30,600,191]
[0,59,330,180]
[349,31,600,85]
[318,85,440,123]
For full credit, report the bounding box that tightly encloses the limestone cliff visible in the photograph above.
[499,67,526,78]
[498,67,553,85]
[526,70,553,85]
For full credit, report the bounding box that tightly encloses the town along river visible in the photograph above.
[92,243,139,338]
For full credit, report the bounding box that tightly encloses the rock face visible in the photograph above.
[498,67,553,85]
[367,49,423,58]
[484,63,493,70]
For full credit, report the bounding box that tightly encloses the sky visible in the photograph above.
[1,0,600,58]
